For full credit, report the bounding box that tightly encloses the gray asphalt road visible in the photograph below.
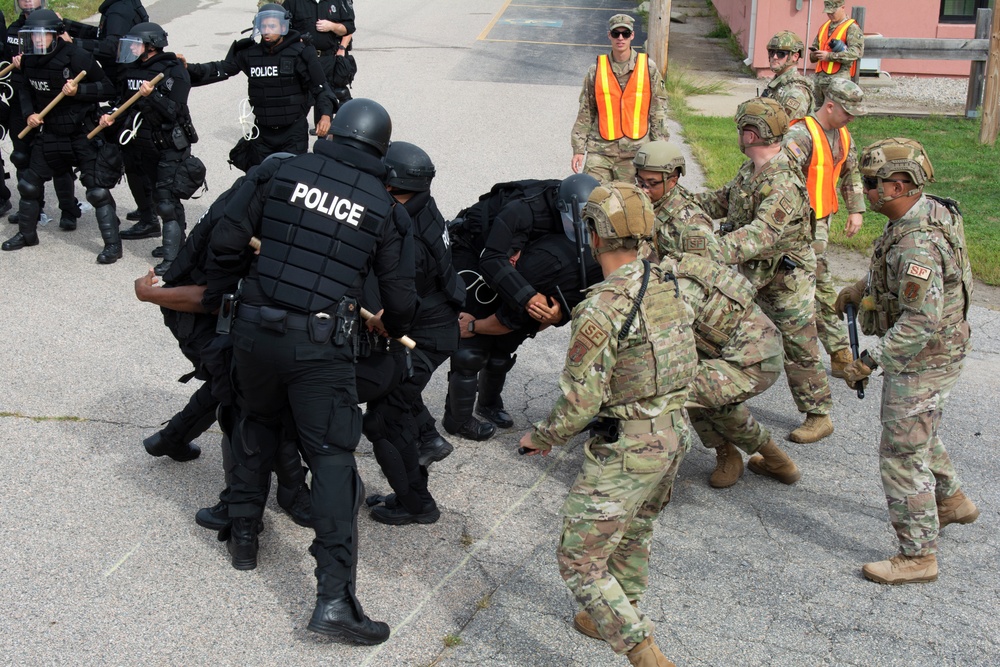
[1,1,997,666]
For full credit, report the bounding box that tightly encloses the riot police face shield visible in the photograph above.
[254,11,289,43]
[19,28,57,56]
[117,36,146,64]
[18,0,46,15]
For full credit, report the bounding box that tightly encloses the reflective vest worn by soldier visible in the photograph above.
[788,116,850,219]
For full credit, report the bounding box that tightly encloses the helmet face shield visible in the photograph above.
[117,37,146,64]
[18,0,46,16]
[254,11,289,41]
[19,27,57,56]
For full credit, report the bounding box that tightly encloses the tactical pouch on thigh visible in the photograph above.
[94,141,125,188]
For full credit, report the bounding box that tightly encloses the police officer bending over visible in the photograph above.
[202,98,415,645]
[184,4,334,172]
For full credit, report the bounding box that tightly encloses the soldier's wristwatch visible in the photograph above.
[467,320,476,333]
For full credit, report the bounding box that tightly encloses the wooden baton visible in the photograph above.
[88,72,164,140]
[248,236,417,350]
[18,69,87,139]
[0,61,17,79]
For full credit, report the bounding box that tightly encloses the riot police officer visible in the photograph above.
[444,174,599,440]
[3,0,82,231]
[202,98,415,644]
[282,0,356,106]
[2,9,119,261]
[62,0,148,84]
[99,22,197,275]
[362,141,464,525]
[184,4,334,172]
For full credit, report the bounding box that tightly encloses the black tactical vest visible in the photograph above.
[121,55,187,150]
[246,41,309,127]
[412,195,465,310]
[256,154,393,312]
[24,46,88,136]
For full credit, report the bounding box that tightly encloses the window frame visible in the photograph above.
[939,0,994,24]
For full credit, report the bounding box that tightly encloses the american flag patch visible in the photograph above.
[906,263,931,280]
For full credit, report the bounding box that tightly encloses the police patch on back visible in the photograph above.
[288,182,366,227]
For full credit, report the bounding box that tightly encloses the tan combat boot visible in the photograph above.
[709,443,744,488]
[747,440,801,484]
[627,635,676,667]
[938,489,979,529]
[788,413,833,443]
[573,601,638,640]
[830,347,854,379]
[862,553,938,585]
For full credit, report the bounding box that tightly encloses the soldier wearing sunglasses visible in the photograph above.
[571,14,668,183]
[761,30,814,121]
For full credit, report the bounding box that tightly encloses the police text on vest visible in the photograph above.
[290,183,365,226]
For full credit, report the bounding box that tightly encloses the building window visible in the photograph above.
[940,0,995,23]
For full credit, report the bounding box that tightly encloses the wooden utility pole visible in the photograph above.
[851,6,866,85]
[966,8,992,119]
[980,1,1000,145]
[647,0,672,77]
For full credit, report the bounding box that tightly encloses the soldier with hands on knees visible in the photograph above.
[520,182,696,667]
[99,22,196,275]
[694,98,835,444]
[809,0,864,102]
[784,77,867,377]
[184,3,334,172]
[761,30,813,121]
[834,138,979,585]
[201,98,414,644]
[2,9,119,261]
[571,14,668,182]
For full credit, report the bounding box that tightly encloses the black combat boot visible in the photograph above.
[2,231,39,250]
[443,370,496,441]
[475,354,516,428]
[309,575,390,645]
[195,501,229,531]
[95,209,123,264]
[277,480,314,528]
[417,431,454,467]
[154,219,184,275]
[222,517,261,571]
[126,208,142,221]
[59,215,77,231]
[119,210,160,240]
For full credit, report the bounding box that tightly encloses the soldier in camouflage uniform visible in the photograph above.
[520,182,696,667]
[571,14,668,183]
[809,0,864,102]
[674,253,801,488]
[761,30,813,121]
[784,78,867,378]
[694,98,834,444]
[632,141,722,262]
[834,138,979,585]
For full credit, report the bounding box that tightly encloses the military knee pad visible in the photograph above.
[85,187,113,208]
[17,175,43,201]
[450,347,489,375]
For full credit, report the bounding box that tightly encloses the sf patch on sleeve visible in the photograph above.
[567,317,609,368]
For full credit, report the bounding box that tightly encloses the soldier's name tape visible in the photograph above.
[289,182,366,226]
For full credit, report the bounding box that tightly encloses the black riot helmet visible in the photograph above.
[18,0,47,16]
[19,8,64,56]
[117,22,168,63]
[254,3,291,41]
[556,173,600,241]
[329,98,392,157]
[384,142,435,192]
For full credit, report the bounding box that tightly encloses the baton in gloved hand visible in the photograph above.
[88,72,164,139]
[845,303,865,399]
[18,70,87,139]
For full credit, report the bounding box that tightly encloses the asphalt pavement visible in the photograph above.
[0,1,997,666]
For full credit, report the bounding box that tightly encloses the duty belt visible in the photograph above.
[592,411,681,442]
[236,303,315,331]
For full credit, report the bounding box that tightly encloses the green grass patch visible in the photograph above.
[669,90,1000,284]
[1,1,104,24]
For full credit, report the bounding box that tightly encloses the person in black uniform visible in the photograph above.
[63,0,148,85]
[2,10,119,260]
[360,141,464,525]
[202,98,415,645]
[98,23,196,275]
[133,158,313,531]
[282,0,355,107]
[443,173,599,440]
[183,4,334,173]
[3,0,83,231]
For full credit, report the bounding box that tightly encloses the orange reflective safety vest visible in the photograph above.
[816,19,858,76]
[791,116,850,219]
[595,52,652,141]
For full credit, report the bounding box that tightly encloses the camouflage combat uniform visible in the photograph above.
[529,257,697,655]
[785,116,865,357]
[811,17,864,101]
[694,151,834,417]
[763,66,814,121]
[674,254,784,455]
[859,194,974,557]
[571,49,668,183]
[650,183,723,262]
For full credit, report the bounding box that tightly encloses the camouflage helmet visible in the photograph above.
[767,30,804,56]
[735,97,788,147]
[633,141,686,176]
[860,137,935,187]
[583,182,656,248]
